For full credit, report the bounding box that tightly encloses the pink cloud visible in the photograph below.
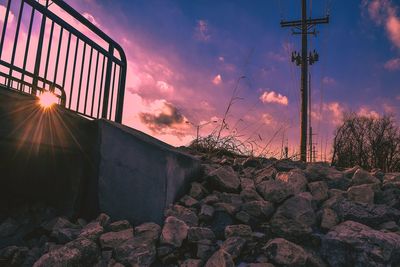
[212,74,222,85]
[323,102,344,125]
[384,58,400,70]
[364,0,400,48]
[259,90,288,106]
[358,106,380,119]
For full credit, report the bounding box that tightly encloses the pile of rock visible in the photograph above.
[1,154,400,267]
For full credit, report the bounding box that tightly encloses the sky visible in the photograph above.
[1,0,400,159]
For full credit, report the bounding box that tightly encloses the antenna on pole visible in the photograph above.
[280,0,329,162]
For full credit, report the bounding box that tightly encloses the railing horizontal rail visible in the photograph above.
[0,0,127,123]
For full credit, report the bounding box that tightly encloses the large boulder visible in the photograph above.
[256,179,293,203]
[321,221,400,267]
[263,238,307,266]
[331,198,400,228]
[160,216,188,248]
[270,194,316,241]
[207,166,240,193]
[276,169,307,194]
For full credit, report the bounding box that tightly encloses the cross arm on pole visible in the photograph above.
[280,16,329,28]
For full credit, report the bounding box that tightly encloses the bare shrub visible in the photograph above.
[332,113,400,172]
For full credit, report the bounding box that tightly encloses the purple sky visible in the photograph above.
[1,0,400,159]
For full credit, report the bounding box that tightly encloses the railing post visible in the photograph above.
[115,64,126,123]
[32,12,47,95]
[101,45,114,120]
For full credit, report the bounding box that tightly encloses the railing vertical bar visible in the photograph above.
[34,8,49,94]
[7,0,24,89]
[76,42,87,111]
[101,45,114,119]
[91,50,99,117]
[20,7,35,92]
[53,27,63,85]
[68,37,79,109]
[108,63,117,120]
[44,21,54,83]
[0,0,11,59]
[83,47,93,113]
[97,54,106,118]
[61,32,71,89]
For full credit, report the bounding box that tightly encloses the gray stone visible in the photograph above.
[264,238,307,266]
[235,211,251,224]
[224,224,252,239]
[240,189,264,202]
[308,181,329,202]
[160,216,188,248]
[180,195,199,208]
[254,167,277,185]
[199,204,215,221]
[220,236,246,260]
[33,238,99,267]
[79,222,104,241]
[270,194,316,241]
[114,237,156,267]
[321,221,400,267]
[196,239,216,260]
[189,182,207,200]
[204,249,235,267]
[134,222,161,243]
[187,227,215,242]
[165,204,199,226]
[207,166,240,193]
[352,169,380,186]
[331,198,400,227]
[241,200,275,219]
[181,259,202,267]
[96,213,111,228]
[305,164,349,190]
[99,228,134,249]
[347,184,375,204]
[320,208,339,231]
[241,178,255,190]
[256,179,293,203]
[276,169,307,194]
[108,220,131,232]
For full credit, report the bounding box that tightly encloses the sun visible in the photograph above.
[38,91,59,109]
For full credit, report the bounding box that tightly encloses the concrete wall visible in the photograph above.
[96,121,201,225]
[0,88,201,225]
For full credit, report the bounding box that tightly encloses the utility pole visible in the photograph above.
[281,0,329,162]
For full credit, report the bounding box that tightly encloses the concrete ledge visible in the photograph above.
[97,120,202,225]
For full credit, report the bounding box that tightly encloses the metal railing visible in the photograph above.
[0,0,126,122]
